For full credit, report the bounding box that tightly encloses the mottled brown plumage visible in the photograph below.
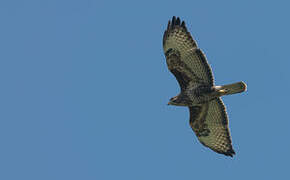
[163,16,246,157]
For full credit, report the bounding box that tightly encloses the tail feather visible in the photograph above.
[217,81,247,96]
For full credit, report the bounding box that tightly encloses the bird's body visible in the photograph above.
[163,16,246,157]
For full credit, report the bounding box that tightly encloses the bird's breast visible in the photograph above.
[187,85,217,105]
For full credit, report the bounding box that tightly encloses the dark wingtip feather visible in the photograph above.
[224,148,236,157]
[181,21,185,28]
[176,17,180,25]
[172,16,176,23]
[212,146,236,157]
[171,16,176,29]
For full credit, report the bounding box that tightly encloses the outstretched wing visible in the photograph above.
[189,98,235,157]
[163,16,214,91]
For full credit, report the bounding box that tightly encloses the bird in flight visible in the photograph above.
[163,16,246,157]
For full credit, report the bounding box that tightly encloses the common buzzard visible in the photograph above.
[163,16,246,157]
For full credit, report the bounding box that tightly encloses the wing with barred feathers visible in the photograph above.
[189,98,235,157]
[163,16,214,91]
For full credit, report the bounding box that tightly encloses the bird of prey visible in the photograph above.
[163,16,246,157]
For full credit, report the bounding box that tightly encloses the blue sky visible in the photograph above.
[1,0,290,179]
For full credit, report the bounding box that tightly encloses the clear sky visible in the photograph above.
[1,0,290,179]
